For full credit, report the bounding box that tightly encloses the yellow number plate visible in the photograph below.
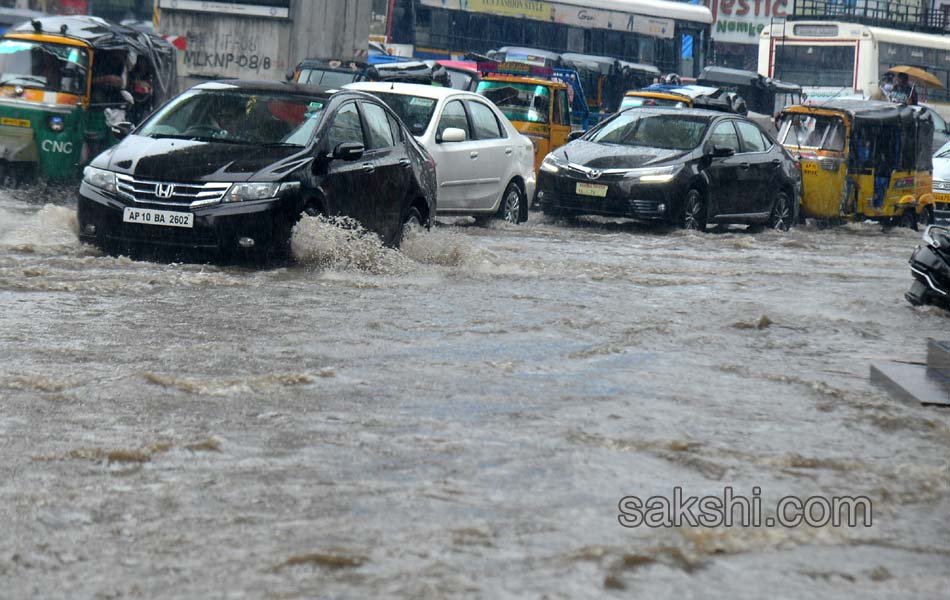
[0,117,30,128]
[801,161,818,174]
[576,182,608,197]
[935,192,950,203]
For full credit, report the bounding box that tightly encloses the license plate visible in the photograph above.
[122,207,193,229]
[801,161,818,174]
[935,192,950,203]
[576,182,608,197]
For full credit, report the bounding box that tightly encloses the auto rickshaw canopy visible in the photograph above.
[8,15,177,106]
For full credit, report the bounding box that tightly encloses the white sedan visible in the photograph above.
[345,82,535,223]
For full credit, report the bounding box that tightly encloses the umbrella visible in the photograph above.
[887,65,944,89]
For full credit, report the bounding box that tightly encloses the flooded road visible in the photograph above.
[1,191,949,598]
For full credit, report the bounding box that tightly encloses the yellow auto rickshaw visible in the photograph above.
[777,100,935,228]
[475,63,574,174]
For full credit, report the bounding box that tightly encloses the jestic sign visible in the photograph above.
[704,0,788,45]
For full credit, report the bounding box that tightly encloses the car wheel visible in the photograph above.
[769,190,792,231]
[397,206,424,247]
[682,188,706,231]
[498,182,525,224]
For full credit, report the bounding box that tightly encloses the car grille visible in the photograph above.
[116,174,232,207]
[934,180,950,192]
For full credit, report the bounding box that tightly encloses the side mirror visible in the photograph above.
[285,68,296,82]
[709,145,735,158]
[568,130,585,142]
[332,142,364,161]
[440,127,466,143]
[110,121,133,139]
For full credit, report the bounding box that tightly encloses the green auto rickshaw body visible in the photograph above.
[0,15,176,183]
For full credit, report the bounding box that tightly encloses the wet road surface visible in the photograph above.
[1,192,949,598]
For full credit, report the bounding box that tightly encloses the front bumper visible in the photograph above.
[77,182,300,257]
[537,169,683,221]
[933,184,950,222]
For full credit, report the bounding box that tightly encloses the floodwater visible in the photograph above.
[1,190,949,599]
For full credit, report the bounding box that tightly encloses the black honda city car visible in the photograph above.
[538,108,801,230]
[78,80,437,259]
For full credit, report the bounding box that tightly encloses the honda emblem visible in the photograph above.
[155,183,175,199]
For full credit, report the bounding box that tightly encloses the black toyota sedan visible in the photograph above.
[78,80,437,260]
[537,108,801,230]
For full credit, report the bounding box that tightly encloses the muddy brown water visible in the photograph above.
[1,193,949,598]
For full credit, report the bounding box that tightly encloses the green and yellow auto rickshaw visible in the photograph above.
[777,100,936,228]
[0,15,176,184]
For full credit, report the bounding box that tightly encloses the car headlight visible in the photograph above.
[624,165,680,184]
[82,166,117,194]
[540,153,563,174]
[223,182,282,203]
[48,115,65,132]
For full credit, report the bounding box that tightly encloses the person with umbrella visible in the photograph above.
[888,72,918,105]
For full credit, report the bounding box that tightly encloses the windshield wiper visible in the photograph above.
[260,142,304,148]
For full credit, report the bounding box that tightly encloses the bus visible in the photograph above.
[758,1,950,110]
[386,0,713,78]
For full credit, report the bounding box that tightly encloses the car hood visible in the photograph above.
[98,135,308,182]
[553,140,688,169]
[935,155,950,182]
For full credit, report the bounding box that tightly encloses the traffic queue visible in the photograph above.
[0,15,947,309]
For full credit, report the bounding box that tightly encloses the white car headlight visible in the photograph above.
[224,182,282,203]
[625,165,680,184]
[82,166,117,194]
[540,154,563,174]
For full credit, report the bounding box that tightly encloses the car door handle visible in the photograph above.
[505,147,513,155]
[399,158,412,169]
[771,159,782,167]
[362,162,376,174]
[470,151,479,159]
[739,162,750,169]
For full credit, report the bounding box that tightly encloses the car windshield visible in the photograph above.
[477,80,550,124]
[620,96,688,110]
[299,68,360,87]
[363,91,437,136]
[137,89,327,146]
[589,113,709,150]
[777,114,845,151]
[0,39,88,95]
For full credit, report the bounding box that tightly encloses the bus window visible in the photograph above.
[773,45,856,88]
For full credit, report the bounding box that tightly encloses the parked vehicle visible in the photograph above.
[78,81,437,260]
[346,82,534,223]
[934,140,950,222]
[537,108,801,230]
[777,100,935,228]
[0,15,176,184]
[906,225,950,310]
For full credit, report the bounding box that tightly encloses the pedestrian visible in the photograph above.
[888,72,918,105]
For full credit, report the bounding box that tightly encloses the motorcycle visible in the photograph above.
[906,225,950,310]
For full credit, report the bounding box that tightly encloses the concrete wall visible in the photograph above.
[159,0,371,89]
